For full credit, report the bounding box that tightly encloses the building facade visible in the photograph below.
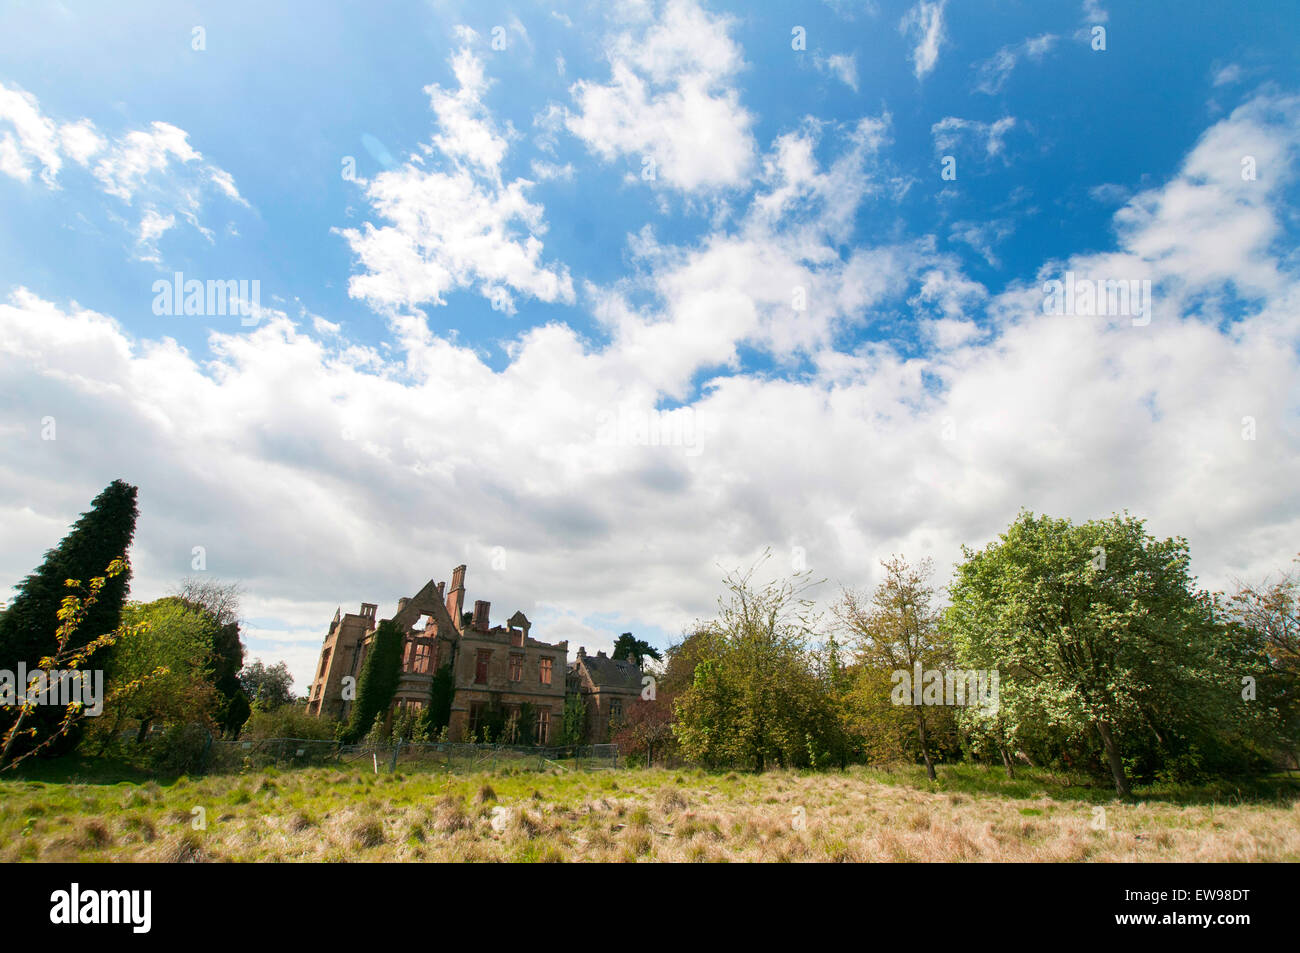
[305,565,568,743]
[566,647,646,743]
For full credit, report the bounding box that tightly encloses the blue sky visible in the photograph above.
[2,0,1299,689]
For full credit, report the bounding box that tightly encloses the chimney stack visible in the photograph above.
[446,565,466,628]
[473,600,490,631]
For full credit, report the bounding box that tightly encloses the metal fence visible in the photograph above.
[208,737,621,774]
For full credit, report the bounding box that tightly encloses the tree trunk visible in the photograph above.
[1094,720,1131,799]
[135,717,152,744]
[1000,745,1015,779]
[916,709,936,781]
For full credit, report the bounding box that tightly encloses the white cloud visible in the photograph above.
[949,218,1014,267]
[1081,0,1109,24]
[339,41,574,315]
[899,0,947,80]
[0,82,64,185]
[564,0,756,193]
[1212,63,1243,87]
[0,82,244,261]
[931,115,1017,159]
[815,53,859,92]
[974,34,1058,94]
[4,81,1300,701]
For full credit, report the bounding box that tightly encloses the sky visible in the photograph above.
[2,0,1299,692]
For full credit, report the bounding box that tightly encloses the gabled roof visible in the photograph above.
[576,653,643,692]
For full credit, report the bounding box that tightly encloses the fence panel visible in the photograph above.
[205,738,620,775]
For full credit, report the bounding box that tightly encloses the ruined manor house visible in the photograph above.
[305,565,643,743]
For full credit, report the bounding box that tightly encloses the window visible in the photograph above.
[511,626,524,648]
[468,701,485,738]
[475,649,492,684]
[539,657,553,685]
[536,708,550,745]
[411,640,432,674]
[609,698,622,721]
[509,653,523,682]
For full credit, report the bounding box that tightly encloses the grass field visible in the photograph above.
[3,761,1297,862]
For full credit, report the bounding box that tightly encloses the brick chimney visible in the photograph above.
[446,565,466,627]
[435,581,445,600]
[473,600,490,631]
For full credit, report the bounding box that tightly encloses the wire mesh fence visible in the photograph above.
[207,738,621,774]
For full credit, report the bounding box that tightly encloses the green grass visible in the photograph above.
[2,759,1296,862]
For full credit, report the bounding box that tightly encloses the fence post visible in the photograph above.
[390,738,401,774]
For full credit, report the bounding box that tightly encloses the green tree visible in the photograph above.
[93,597,220,747]
[946,511,1238,798]
[344,620,402,742]
[1225,558,1300,769]
[672,555,839,770]
[238,660,295,712]
[0,479,138,756]
[2,559,160,769]
[612,632,662,667]
[173,578,249,735]
[834,556,951,781]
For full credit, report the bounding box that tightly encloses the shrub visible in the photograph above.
[241,703,339,741]
[147,723,212,775]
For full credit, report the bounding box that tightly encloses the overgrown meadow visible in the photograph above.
[4,761,1297,863]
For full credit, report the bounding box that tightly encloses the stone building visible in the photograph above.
[566,647,646,743]
[305,565,568,743]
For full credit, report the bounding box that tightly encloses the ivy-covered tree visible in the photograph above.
[560,694,588,745]
[419,659,455,737]
[344,620,403,742]
[0,479,138,756]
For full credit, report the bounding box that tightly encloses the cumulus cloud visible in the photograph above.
[338,39,574,315]
[564,0,756,193]
[4,72,1300,695]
